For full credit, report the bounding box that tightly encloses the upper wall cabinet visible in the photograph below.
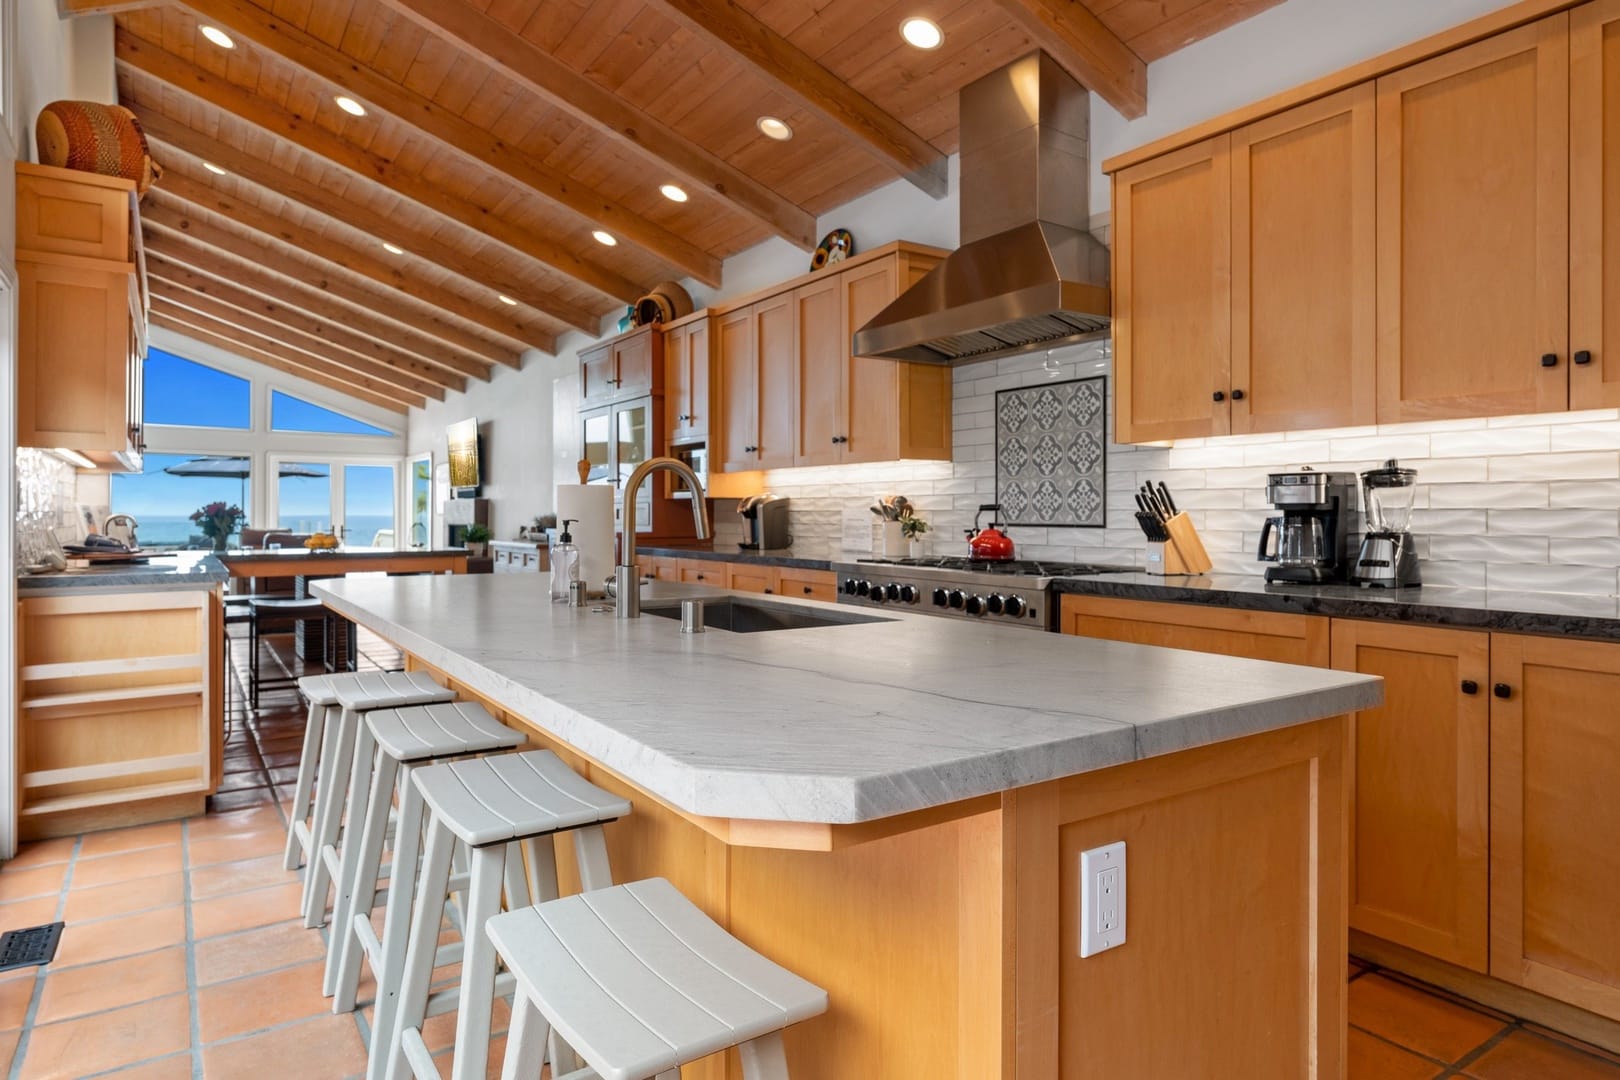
[663,316,709,444]
[1376,15,1570,422]
[1570,0,1620,409]
[580,323,659,407]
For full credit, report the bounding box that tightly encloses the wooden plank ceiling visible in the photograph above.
[77,0,1284,413]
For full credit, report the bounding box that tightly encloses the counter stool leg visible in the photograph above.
[571,825,613,891]
[499,991,547,1080]
[283,699,330,872]
[738,1031,791,1080]
[382,817,457,1080]
[328,740,397,1001]
[303,706,359,928]
[325,720,382,994]
[337,758,424,1019]
[516,833,579,1075]
[449,844,507,1080]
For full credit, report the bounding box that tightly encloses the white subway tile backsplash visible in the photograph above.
[1488,452,1620,481]
[1242,440,1332,467]
[1550,537,1620,566]
[1429,426,1550,457]
[1488,509,1620,536]
[1329,434,1431,461]
[1548,421,1620,451]
[1413,458,1489,483]
[1428,482,1548,509]
[1485,563,1617,596]
[1549,480,1620,508]
[1419,561,1488,588]
[1428,535,1550,564]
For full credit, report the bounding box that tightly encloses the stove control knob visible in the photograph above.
[965,595,986,616]
[899,585,919,604]
[856,580,872,597]
[947,589,966,610]
[842,578,858,595]
[985,594,1006,615]
[1004,595,1027,618]
[884,583,902,602]
[932,588,949,607]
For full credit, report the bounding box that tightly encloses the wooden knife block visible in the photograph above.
[1146,512,1214,576]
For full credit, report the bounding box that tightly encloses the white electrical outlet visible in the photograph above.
[1079,841,1127,957]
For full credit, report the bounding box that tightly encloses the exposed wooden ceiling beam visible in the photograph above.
[144,173,551,361]
[992,0,1149,119]
[150,308,418,414]
[117,30,645,306]
[146,258,465,395]
[652,0,948,198]
[150,279,449,401]
[141,236,496,381]
[133,106,596,339]
[59,0,161,14]
[170,0,722,286]
[371,0,818,250]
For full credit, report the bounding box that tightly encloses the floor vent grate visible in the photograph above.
[0,922,63,972]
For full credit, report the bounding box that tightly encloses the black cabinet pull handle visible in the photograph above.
[764,588,773,594]
[1541,353,1558,368]
[1231,389,1245,401]
[1494,683,1512,699]
[1574,350,1593,366]
[831,436,839,444]
[802,586,813,595]
[1212,391,1226,403]
[1461,680,1478,695]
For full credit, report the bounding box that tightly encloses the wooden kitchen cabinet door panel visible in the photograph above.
[754,294,796,470]
[1231,85,1376,434]
[613,329,654,399]
[794,275,844,466]
[18,258,133,450]
[715,308,757,472]
[1375,16,1570,422]
[675,558,722,586]
[1331,620,1489,972]
[1570,0,1620,409]
[1113,135,1231,444]
[1059,595,1328,666]
[724,563,778,595]
[842,256,902,464]
[1490,633,1620,1020]
[579,340,617,406]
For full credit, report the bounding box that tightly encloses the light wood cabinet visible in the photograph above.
[777,567,838,602]
[1332,620,1490,972]
[675,558,723,586]
[639,555,681,582]
[793,275,844,466]
[842,255,951,464]
[714,296,794,472]
[663,317,710,444]
[1490,632,1620,1019]
[580,324,660,406]
[724,563,778,595]
[1570,0,1620,409]
[1375,15,1571,422]
[715,308,757,473]
[1058,594,1329,667]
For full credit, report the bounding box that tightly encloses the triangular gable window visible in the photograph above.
[270,390,394,436]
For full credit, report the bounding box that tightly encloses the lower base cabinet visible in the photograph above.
[1057,595,1329,666]
[639,556,836,601]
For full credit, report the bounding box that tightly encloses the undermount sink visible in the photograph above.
[641,597,891,633]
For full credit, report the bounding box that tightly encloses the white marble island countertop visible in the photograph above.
[315,574,1381,825]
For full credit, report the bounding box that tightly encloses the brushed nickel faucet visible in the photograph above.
[615,456,710,618]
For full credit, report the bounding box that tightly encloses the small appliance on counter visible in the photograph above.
[1353,459,1421,589]
[738,494,790,550]
[964,504,1015,562]
[1132,482,1213,576]
[1256,468,1357,584]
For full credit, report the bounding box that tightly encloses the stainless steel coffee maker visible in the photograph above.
[1257,467,1358,584]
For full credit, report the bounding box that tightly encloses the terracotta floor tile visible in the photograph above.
[68,845,183,891]
[431,1033,509,1080]
[1521,1024,1620,1067]
[60,873,184,924]
[187,827,286,868]
[3,839,76,871]
[0,972,38,1031]
[196,960,328,1043]
[1464,1029,1620,1080]
[77,821,183,860]
[186,804,284,843]
[17,993,190,1079]
[1350,974,1509,1063]
[33,947,187,1025]
[0,1029,19,1075]
[213,771,274,794]
[0,896,64,932]
[0,864,68,903]
[1348,1028,1445,1079]
[93,1053,194,1079]
[190,881,302,940]
[206,789,282,814]
[50,906,187,969]
[194,920,324,986]
[201,1013,366,1079]
[417,996,510,1054]
[189,853,290,900]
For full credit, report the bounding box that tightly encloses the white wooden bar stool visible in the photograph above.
[483,877,828,1080]
[283,672,349,876]
[382,750,631,1080]
[301,671,458,929]
[326,699,524,1007]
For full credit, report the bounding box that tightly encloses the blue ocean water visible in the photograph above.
[131,515,396,549]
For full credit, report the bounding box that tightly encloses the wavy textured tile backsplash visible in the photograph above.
[724,342,1620,597]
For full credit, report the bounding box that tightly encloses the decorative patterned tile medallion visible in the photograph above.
[996,376,1107,527]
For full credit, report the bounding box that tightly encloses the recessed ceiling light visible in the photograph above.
[659,183,688,203]
[381,241,405,255]
[900,17,943,49]
[756,116,793,141]
[334,95,367,117]
[591,230,617,247]
[202,161,228,176]
[199,25,235,49]
[497,294,518,306]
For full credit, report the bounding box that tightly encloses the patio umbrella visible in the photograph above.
[163,456,327,510]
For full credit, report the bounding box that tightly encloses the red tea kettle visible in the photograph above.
[965,504,1015,562]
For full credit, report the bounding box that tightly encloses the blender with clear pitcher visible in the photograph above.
[1352,459,1421,588]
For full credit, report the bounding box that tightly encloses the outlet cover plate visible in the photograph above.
[1079,840,1126,957]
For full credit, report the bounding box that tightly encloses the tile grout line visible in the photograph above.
[7,833,81,1080]
[182,816,205,1080]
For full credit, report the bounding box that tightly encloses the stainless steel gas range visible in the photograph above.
[831,556,1135,632]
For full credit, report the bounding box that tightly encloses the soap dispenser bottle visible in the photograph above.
[550,519,580,602]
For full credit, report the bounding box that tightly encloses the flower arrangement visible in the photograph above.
[190,502,245,552]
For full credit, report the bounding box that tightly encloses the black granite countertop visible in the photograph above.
[18,552,229,591]
[637,542,845,572]
[1052,572,1620,642]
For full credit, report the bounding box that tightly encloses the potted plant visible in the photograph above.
[463,523,491,558]
[898,510,930,557]
[190,502,245,554]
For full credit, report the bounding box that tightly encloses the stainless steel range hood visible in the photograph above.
[852,51,1111,366]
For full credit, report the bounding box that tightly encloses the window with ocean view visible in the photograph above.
[109,453,251,550]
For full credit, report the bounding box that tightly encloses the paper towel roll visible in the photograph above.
[555,484,616,592]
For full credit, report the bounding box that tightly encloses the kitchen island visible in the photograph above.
[316,572,1381,1079]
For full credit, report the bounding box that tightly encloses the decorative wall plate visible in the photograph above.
[810,229,854,272]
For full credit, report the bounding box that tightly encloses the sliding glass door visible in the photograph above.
[268,454,400,545]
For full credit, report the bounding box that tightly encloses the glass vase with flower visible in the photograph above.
[190,501,245,553]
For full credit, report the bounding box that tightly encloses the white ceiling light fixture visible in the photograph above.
[334,95,367,117]
[756,116,793,141]
[659,183,688,203]
[497,294,518,306]
[199,25,235,49]
[202,161,228,176]
[900,17,943,50]
[591,230,617,247]
[381,241,405,255]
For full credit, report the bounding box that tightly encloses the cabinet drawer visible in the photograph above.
[777,568,837,602]
[725,563,779,595]
[1058,594,1329,667]
[676,559,722,586]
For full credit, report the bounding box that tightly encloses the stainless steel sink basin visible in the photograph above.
[641,597,891,633]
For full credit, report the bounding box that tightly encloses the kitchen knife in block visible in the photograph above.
[1163,512,1213,574]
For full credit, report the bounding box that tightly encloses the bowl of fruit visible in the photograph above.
[303,532,339,550]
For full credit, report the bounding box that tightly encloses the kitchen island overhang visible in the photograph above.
[316,573,1380,1079]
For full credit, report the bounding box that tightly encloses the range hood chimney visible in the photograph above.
[852,51,1111,366]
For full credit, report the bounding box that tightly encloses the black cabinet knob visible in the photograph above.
[1541,353,1559,368]
[803,585,813,595]
[1461,680,1478,695]
[1212,391,1226,403]
[1574,350,1593,366]
[1231,389,1245,401]
[1494,683,1512,699]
